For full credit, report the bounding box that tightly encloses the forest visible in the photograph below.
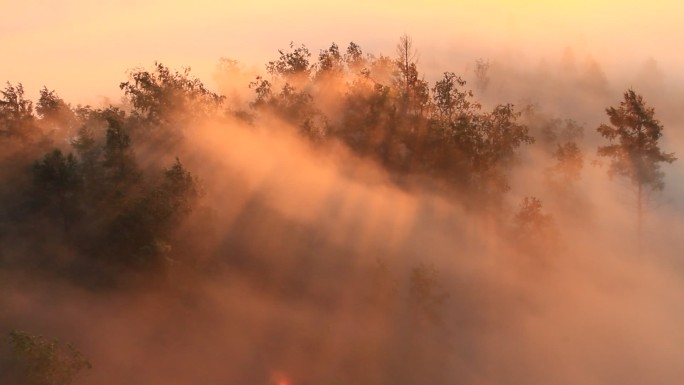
[0,35,682,385]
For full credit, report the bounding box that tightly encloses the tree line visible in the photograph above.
[0,35,677,385]
[0,35,675,279]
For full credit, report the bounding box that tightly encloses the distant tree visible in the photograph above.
[473,58,490,92]
[36,87,76,131]
[250,77,327,140]
[395,34,418,98]
[393,34,429,116]
[578,56,609,94]
[540,118,584,148]
[547,141,583,186]
[597,90,676,249]
[70,124,101,188]
[0,82,37,139]
[266,42,312,84]
[513,196,558,251]
[431,72,477,122]
[213,57,248,108]
[102,116,139,190]
[344,42,365,73]
[120,62,223,131]
[339,75,397,156]
[316,42,344,78]
[106,157,200,267]
[7,330,91,385]
[471,104,534,195]
[158,157,202,221]
[249,76,273,108]
[33,149,82,233]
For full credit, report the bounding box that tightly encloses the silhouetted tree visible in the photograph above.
[471,104,534,196]
[431,72,478,123]
[393,34,429,116]
[597,89,676,249]
[0,82,37,139]
[106,158,200,267]
[473,58,490,92]
[344,42,365,73]
[316,42,344,78]
[395,34,417,98]
[36,87,76,131]
[547,142,583,186]
[266,42,312,84]
[33,149,82,233]
[120,62,223,134]
[513,196,558,255]
[102,115,139,193]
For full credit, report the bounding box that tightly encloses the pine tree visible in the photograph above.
[597,89,676,251]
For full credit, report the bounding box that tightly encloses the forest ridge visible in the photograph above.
[0,36,679,385]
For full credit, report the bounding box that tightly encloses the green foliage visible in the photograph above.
[101,115,140,194]
[251,61,327,139]
[106,157,200,267]
[0,82,37,139]
[597,89,676,192]
[7,330,91,385]
[33,150,81,195]
[266,42,312,82]
[393,34,429,115]
[120,62,223,127]
[431,72,477,122]
[316,42,344,77]
[548,141,583,185]
[540,117,583,149]
[513,196,557,245]
[36,87,76,131]
[344,42,365,72]
[33,149,83,232]
[468,104,534,195]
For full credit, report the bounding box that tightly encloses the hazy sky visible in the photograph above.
[2,0,682,104]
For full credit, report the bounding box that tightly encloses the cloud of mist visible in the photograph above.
[1,29,683,385]
[2,93,684,385]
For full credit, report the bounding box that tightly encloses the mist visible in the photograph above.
[2,3,684,385]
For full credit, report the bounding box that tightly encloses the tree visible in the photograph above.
[393,34,429,116]
[0,82,37,139]
[36,87,76,131]
[395,34,417,98]
[316,42,343,78]
[513,197,556,241]
[512,196,558,257]
[266,42,312,84]
[431,72,477,122]
[596,89,676,249]
[106,158,200,267]
[120,62,223,129]
[102,115,139,190]
[7,330,91,385]
[471,104,534,196]
[473,58,490,92]
[344,42,365,73]
[33,149,82,233]
[547,141,583,186]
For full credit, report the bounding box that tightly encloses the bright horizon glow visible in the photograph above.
[1,0,682,104]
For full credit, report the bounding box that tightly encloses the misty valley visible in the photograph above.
[1,36,682,385]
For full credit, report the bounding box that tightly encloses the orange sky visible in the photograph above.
[2,0,682,104]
